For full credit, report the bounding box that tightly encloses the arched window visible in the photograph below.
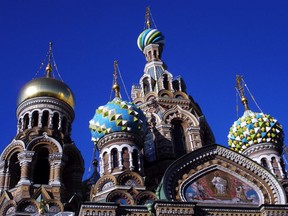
[31,111,39,127]
[171,119,186,157]
[18,118,23,131]
[148,51,152,60]
[23,113,29,130]
[52,112,59,130]
[8,152,21,189]
[261,158,269,169]
[122,147,129,170]
[163,74,169,90]
[143,78,150,95]
[132,150,139,171]
[111,148,118,168]
[41,111,49,128]
[33,148,50,184]
[153,50,157,59]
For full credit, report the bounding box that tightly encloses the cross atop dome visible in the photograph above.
[112,60,120,98]
[137,7,165,52]
[236,75,250,111]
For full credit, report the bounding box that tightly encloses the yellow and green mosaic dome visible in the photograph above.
[228,112,284,153]
[89,97,147,143]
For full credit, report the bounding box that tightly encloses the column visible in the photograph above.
[17,118,23,133]
[39,112,43,127]
[186,126,202,151]
[276,158,285,179]
[0,161,5,191]
[268,158,275,175]
[99,155,104,176]
[49,113,53,129]
[58,115,63,130]
[129,150,133,171]
[118,150,123,170]
[138,153,142,173]
[49,153,63,186]
[17,151,34,185]
[28,113,32,129]
[108,152,112,173]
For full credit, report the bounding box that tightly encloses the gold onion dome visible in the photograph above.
[17,43,75,108]
[17,76,75,108]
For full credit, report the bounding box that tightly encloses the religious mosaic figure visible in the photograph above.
[211,172,227,194]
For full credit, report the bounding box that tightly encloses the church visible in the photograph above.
[0,7,287,216]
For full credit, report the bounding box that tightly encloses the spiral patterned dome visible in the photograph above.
[137,28,165,51]
[228,111,284,153]
[89,97,147,143]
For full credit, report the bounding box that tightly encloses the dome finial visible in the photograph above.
[145,6,151,29]
[112,60,120,98]
[45,42,53,78]
[236,75,249,111]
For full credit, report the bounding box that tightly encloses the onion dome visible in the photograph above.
[89,61,147,143]
[228,75,284,153]
[137,28,165,51]
[228,112,284,153]
[17,43,75,108]
[89,98,147,143]
[17,76,75,108]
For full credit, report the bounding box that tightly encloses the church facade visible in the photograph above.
[0,8,288,216]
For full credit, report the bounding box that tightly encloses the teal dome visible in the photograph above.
[228,111,284,153]
[137,28,165,51]
[89,97,147,143]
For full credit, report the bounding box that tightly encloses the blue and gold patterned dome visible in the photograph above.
[228,111,284,153]
[137,28,165,51]
[89,97,147,143]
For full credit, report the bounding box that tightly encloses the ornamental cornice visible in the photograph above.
[97,132,142,151]
[17,97,74,121]
[49,153,63,162]
[80,203,118,209]
[138,97,191,110]
[242,142,282,156]
[155,124,172,130]
[17,151,34,162]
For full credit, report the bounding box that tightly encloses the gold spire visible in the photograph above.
[236,75,249,111]
[45,42,53,78]
[112,60,120,98]
[145,6,151,29]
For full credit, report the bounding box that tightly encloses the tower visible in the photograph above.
[78,8,288,216]
[0,43,84,215]
[131,7,215,189]
[228,75,288,196]
[88,61,156,206]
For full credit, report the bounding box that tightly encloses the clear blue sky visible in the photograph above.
[1,0,288,178]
